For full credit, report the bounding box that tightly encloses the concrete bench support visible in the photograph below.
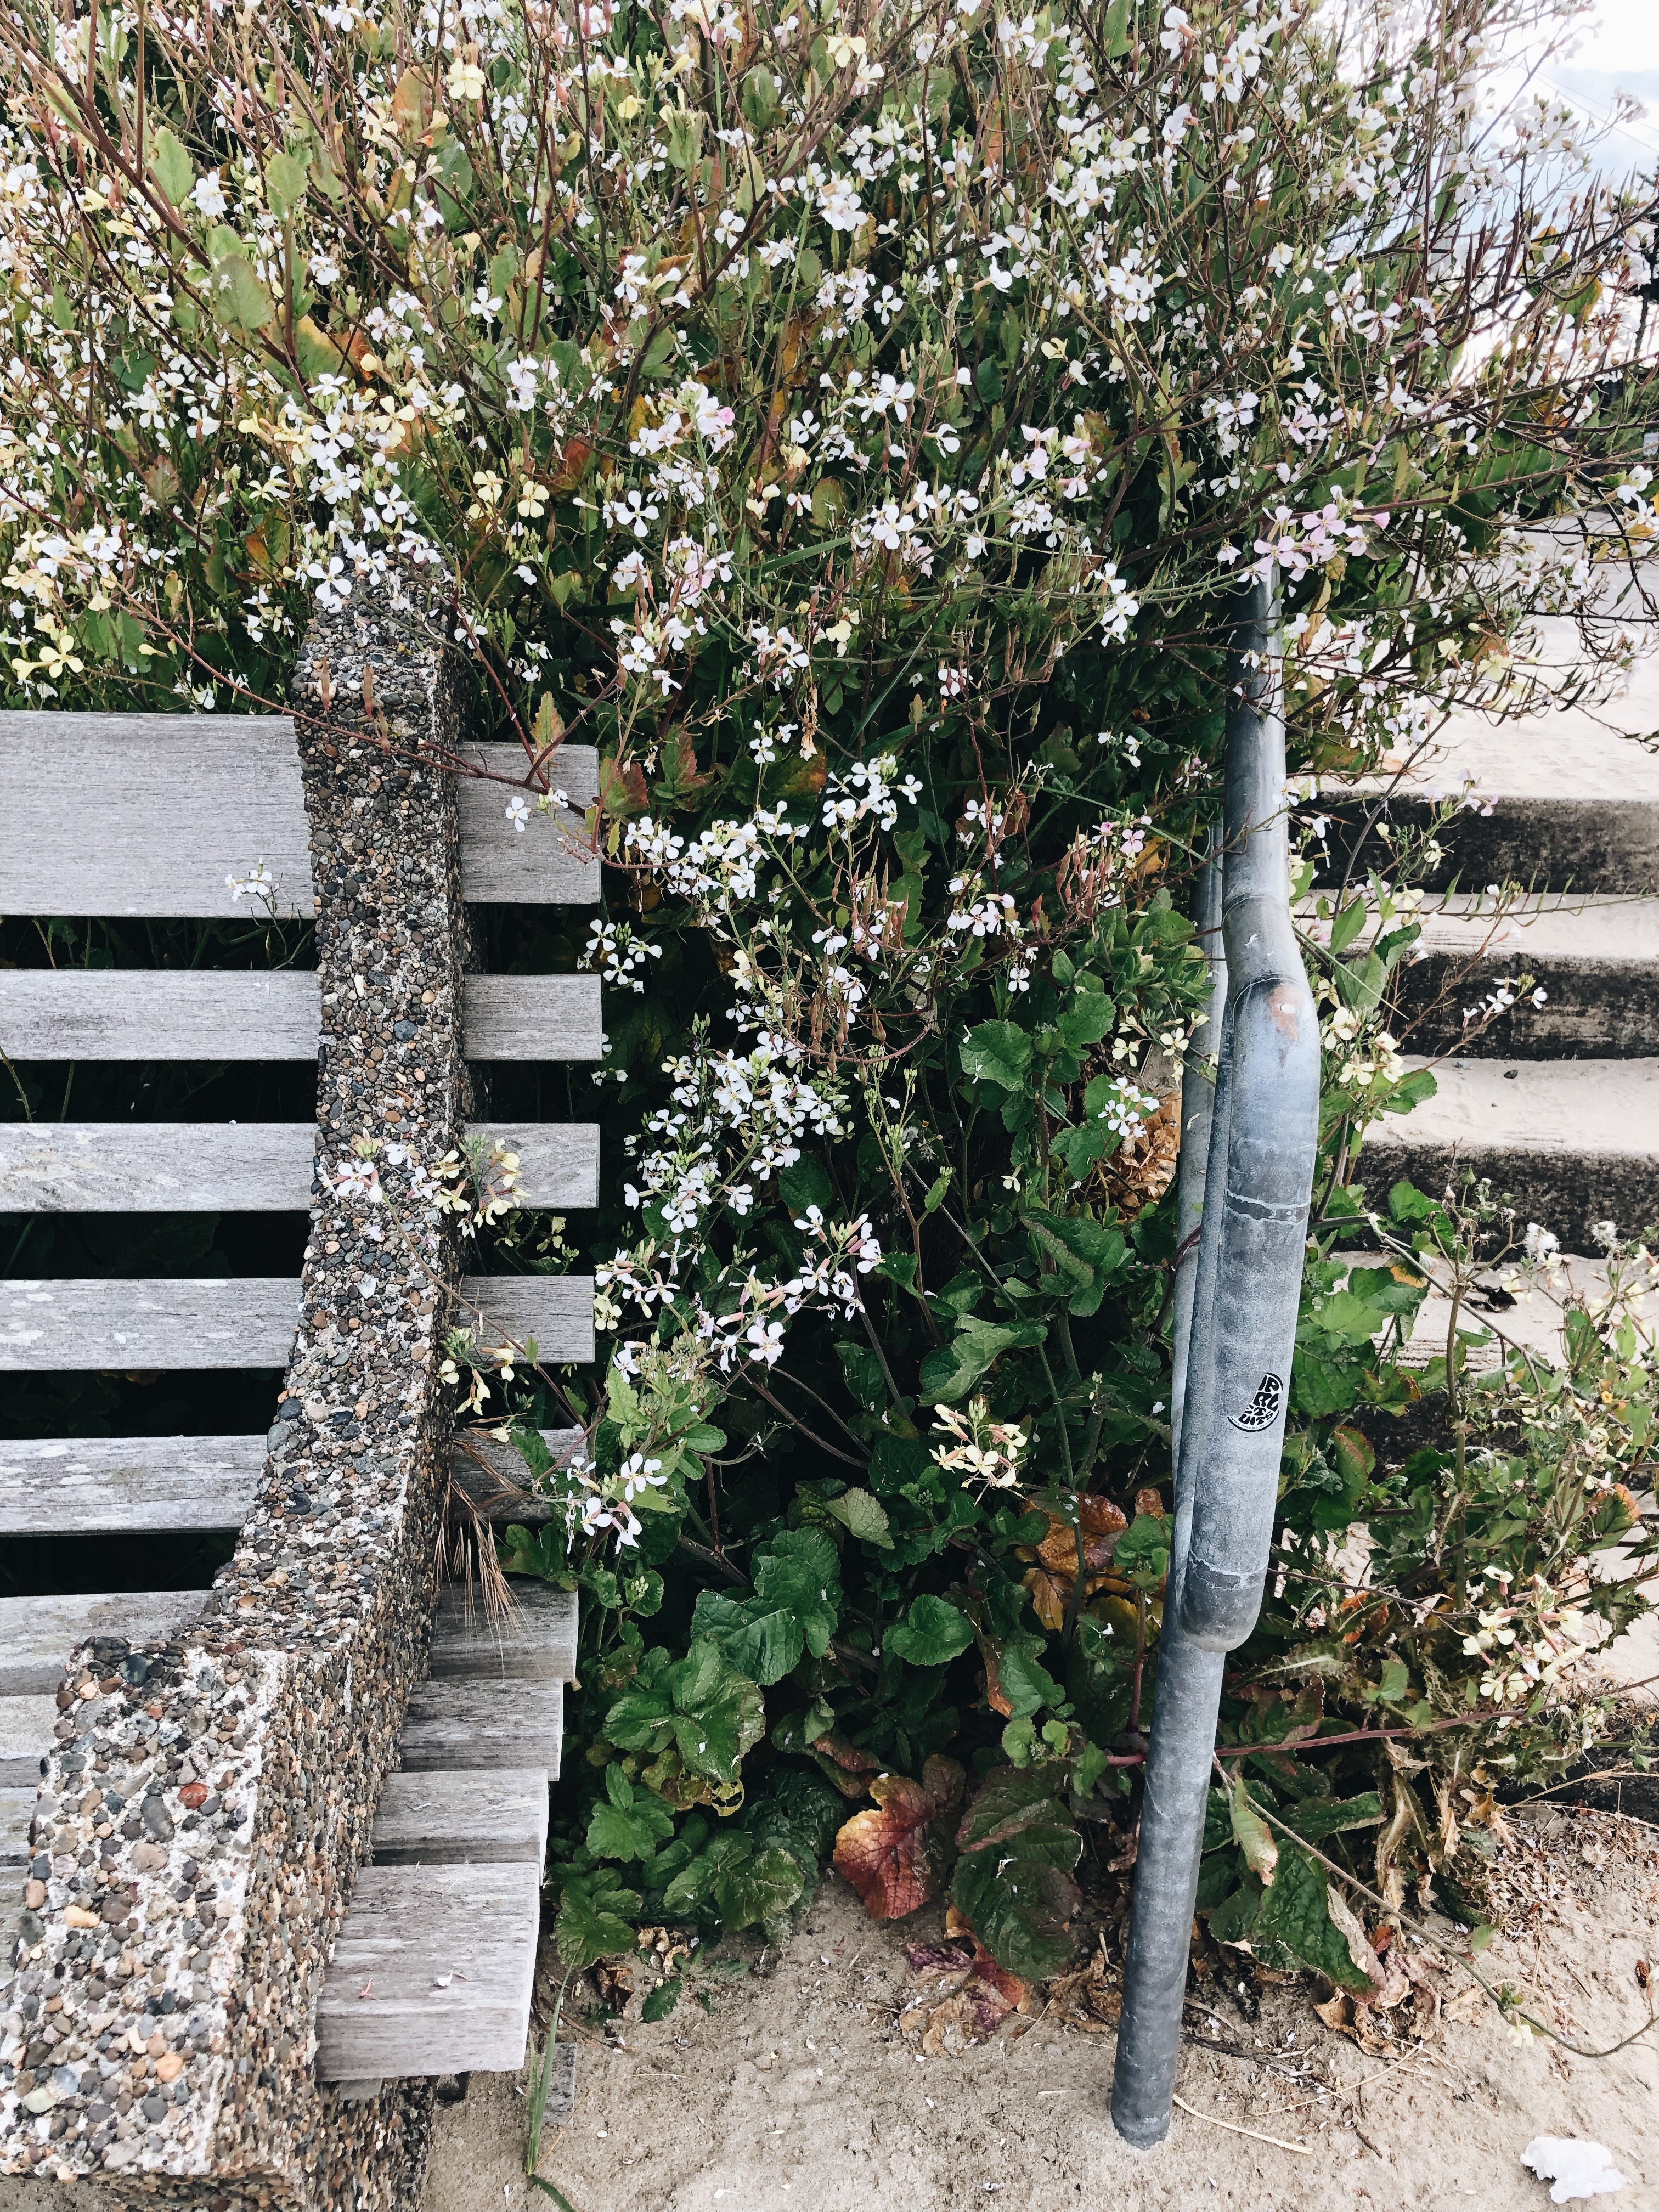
[1,573,476,2208]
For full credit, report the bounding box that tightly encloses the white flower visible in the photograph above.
[505,795,531,831]
[191,170,228,220]
[818,177,864,233]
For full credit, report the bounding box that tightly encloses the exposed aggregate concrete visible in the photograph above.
[1,574,474,2211]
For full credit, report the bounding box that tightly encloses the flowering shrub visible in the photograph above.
[3,0,1655,1995]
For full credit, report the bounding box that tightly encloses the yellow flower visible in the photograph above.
[445,55,487,101]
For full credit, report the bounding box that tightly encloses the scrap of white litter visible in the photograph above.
[1522,2138,1628,2203]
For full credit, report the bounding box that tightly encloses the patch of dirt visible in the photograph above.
[424,1803,1659,2212]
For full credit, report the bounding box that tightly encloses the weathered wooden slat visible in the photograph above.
[0,1696,56,1789]
[429,1581,579,1684]
[0,1275,592,1370]
[315,1860,541,2079]
[476,1122,599,1209]
[0,1788,33,1866]
[0,716,601,916]
[456,744,600,905]
[397,1677,563,1776]
[0,1592,210,1697]
[466,1276,595,1366]
[0,1435,265,1537]
[0,1122,318,1211]
[0,1278,302,1372]
[370,1769,549,1867]
[0,1429,583,1537]
[462,974,604,1062]
[0,715,317,918]
[0,1120,596,1213]
[450,1429,582,1524]
[1,970,602,1067]
[0,970,321,1063]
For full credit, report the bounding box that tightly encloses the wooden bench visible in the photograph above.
[1,697,592,2109]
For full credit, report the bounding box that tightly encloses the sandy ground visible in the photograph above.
[424,1802,1659,2212]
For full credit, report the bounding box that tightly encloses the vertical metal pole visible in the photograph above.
[1110,575,1321,2148]
[1169,826,1227,1472]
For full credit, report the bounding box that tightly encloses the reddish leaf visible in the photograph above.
[1031,1494,1127,1579]
[905,1940,975,1974]
[833,1755,964,1921]
[598,752,649,819]
[809,1727,883,1798]
[1020,1565,1070,1637]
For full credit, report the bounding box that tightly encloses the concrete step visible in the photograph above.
[1389,894,1659,1057]
[1338,1252,1657,1378]
[1312,632,1659,893]
[1358,1057,1659,1252]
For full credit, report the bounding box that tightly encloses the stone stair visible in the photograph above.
[1322,646,1659,1254]
[1317,644,1659,1700]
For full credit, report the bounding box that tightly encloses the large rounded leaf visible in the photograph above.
[833,1756,963,1920]
[886,1594,975,1668]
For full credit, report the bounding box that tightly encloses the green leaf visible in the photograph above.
[1202,1789,1235,1854]
[953,1852,1080,1978]
[690,1532,840,1688]
[713,1842,804,1930]
[641,1977,681,2021]
[1387,1181,1438,1223]
[886,1594,974,1668]
[993,1641,1060,1718]
[1380,1068,1437,1116]
[668,1641,768,1782]
[918,1314,1045,1405]
[149,125,195,207]
[1195,1852,1239,1912]
[778,1156,833,1215]
[836,1341,887,1410]
[1021,1210,1125,1318]
[1284,1793,1384,1845]
[1207,1874,1262,1945]
[823,1487,893,1548]
[585,1766,675,1861]
[1329,898,1367,955]
[960,1019,1032,1091]
[1291,1353,1361,1419]
[1072,1741,1110,1801]
[1253,1844,1377,1993]
[690,1589,797,1688]
[660,1852,719,1917]
[605,1640,765,1784]
[1112,1514,1170,1590]
[264,147,311,218]
[955,1765,1081,1871]
[554,1873,641,1970]
[975,357,1005,403]
[1311,1290,1389,1345]
[1226,1770,1279,1886]
[210,253,273,332]
[640,324,679,379]
[1055,992,1115,1051]
[755,1527,841,1655]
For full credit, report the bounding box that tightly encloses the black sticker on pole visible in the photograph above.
[1229,1373,1283,1433]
